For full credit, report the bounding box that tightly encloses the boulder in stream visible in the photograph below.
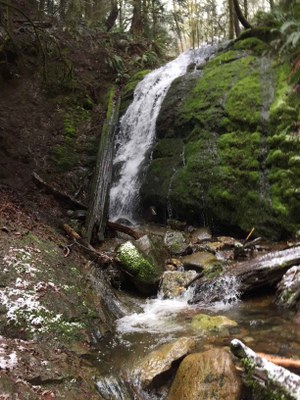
[191,313,238,332]
[132,337,195,389]
[168,348,242,400]
[163,230,190,256]
[116,241,162,293]
[159,270,197,299]
[182,251,223,275]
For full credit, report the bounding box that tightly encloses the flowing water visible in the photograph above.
[109,46,216,222]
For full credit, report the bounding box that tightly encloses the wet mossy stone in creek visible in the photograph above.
[191,313,238,332]
[116,241,161,293]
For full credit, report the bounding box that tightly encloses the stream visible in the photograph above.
[93,266,300,398]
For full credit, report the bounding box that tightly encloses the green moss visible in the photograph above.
[52,144,78,171]
[152,138,183,159]
[117,242,160,286]
[120,69,151,116]
[177,54,257,132]
[233,38,269,54]
[191,314,237,332]
[225,72,262,126]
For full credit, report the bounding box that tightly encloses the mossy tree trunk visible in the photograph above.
[85,88,121,244]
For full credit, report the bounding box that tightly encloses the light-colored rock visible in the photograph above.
[190,228,212,244]
[182,251,221,273]
[276,265,300,311]
[159,270,197,299]
[132,337,195,389]
[191,313,238,332]
[136,233,169,267]
[168,348,242,400]
[163,230,189,255]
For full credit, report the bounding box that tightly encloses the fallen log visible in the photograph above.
[231,339,300,400]
[190,246,300,304]
[62,224,113,266]
[107,221,143,240]
[32,172,142,242]
[32,172,86,210]
[256,353,300,371]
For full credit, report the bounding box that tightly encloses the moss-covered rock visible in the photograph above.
[116,241,161,293]
[119,69,151,116]
[141,45,300,239]
[191,314,238,332]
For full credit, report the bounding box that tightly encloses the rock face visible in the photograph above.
[116,241,162,293]
[141,37,300,239]
[132,337,195,389]
[168,348,242,400]
[276,265,300,312]
[159,270,197,299]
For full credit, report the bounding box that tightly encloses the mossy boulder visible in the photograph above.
[191,314,238,332]
[141,45,300,239]
[163,230,189,255]
[116,241,162,293]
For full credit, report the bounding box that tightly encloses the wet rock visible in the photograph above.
[136,234,169,268]
[167,219,187,231]
[276,266,300,311]
[132,337,195,389]
[190,227,212,244]
[159,271,197,299]
[163,230,190,256]
[191,313,238,332]
[217,236,239,248]
[116,241,162,293]
[164,258,183,270]
[168,348,242,400]
[182,251,222,274]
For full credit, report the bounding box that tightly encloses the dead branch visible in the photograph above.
[62,223,113,266]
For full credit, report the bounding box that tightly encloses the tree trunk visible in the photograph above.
[228,0,234,39]
[232,0,251,29]
[105,0,119,31]
[130,0,144,35]
[243,0,248,19]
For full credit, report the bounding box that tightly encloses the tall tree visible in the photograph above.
[232,0,251,29]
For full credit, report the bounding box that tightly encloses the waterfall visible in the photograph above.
[109,46,216,222]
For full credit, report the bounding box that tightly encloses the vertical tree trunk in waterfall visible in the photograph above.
[84,89,121,244]
[243,0,248,20]
[232,0,251,29]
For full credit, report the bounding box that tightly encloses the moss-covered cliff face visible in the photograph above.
[141,38,300,239]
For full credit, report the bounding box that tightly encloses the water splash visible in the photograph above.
[109,45,216,222]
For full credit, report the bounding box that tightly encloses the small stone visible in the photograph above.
[191,314,238,332]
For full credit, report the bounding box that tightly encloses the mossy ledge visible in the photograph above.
[141,43,300,239]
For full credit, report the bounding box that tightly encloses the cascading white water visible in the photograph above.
[109,46,216,222]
